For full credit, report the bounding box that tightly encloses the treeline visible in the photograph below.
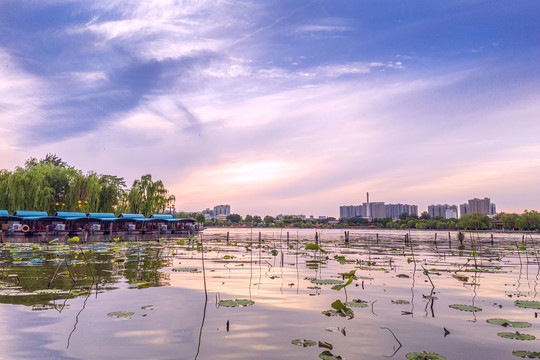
[340,210,540,231]
[0,154,175,216]
[201,211,540,231]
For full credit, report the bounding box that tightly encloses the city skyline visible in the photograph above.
[1,2,540,217]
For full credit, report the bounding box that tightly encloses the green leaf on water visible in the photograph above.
[172,267,200,273]
[392,299,410,305]
[498,332,535,340]
[318,350,343,360]
[396,274,410,278]
[114,237,120,242]
[318,341,333,350]
[107,311,135,318]
[49,238,59,244]
[71,289,90,296]
[305,243,327,254]
[515,300,540,309]
[141,305,155,310]
[449,304,482,312]
[130,281,155,288]
[345,299,368,308]
[487,318,532,328]
[68,237,79,242]
[512,350,540,358]
[218,299,255,307]
[311,279,343,285]
[405,352,447,360]
[35,289,63,294]
[291,339,317,347]
[271,249,278,256]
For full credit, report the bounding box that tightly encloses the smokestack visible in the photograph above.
[367,192,369,204]
[366,192,371,218]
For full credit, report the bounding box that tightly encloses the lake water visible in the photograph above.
[0,228,539,359]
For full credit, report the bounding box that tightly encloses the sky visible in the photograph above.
[1,1,540,217]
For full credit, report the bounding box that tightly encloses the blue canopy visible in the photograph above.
[0,210,8,216]
[87,213,116,219]
[55,212,87,218]
[169,218,197,223]
[150,214,173,220]
[13,210,48,217]
[118,213,145,219]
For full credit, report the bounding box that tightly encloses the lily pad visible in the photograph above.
[405,352,447,360]
[449,304,482,312]
[452,274,468,282]
[35,289,63,294]
[141,305,155,310]
[512,350,540,358]
[172,267,200,273]
[218,299,255,307]
[319,350,342,360]
[396,274,410,278]
[345,299,368,308]
[487,318,531,328]
[71,289,90,296]
[291,339,317,347]
[130,281,155,288]
[107,311,135,318]
[311,279,344,285]
[498,332,535,340]
[392,299,410,305]
[515,300,540,309]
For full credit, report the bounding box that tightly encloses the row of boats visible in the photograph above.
[0,210,198,237]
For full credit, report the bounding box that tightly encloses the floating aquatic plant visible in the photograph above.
[218,299,255,307]
[515,300,540,309]
[512,350,540,358]
[107,311,134,318]
[311,279,343,285]
[305,243,328,254]
[172,267,200,273]
[498,332,535,340]
[486,318,531,328]
[141,305,155,310]
[452,274,468,282]
[405,352,447,360]
[345,299,368,308]
[448,304,482,312]
[391,300,410,305]
[318,350,342,359]
[291,339,316,347]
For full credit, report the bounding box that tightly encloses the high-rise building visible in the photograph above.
[339,205,363,219]
[445,208,458,219]
[460,203,469,217]
[364,202,385,219]
[213,204,231,216]
[428,204,458,218]
[490,203,497,215]
[386,204,418,219]
[468,198,491,215]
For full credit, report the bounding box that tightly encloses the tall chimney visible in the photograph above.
[366,192,371,218]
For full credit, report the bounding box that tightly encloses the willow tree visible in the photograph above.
[127,174,175,216]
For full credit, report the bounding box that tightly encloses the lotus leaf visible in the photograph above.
[498,332,535,340]
[449,304,482,312]
[392,300,410,305]
[305,243,328,254]
[357,276,374,280]
[172,267,200,272]
[512,350,540,358]
[345,300,368,308]
[487,318,531,328]
[452,274,468,282]
[311,279,344,285]
[319,350,343,360]
[318,341,332,350]
[356,266,386,271]
[35,289,63,294]
[107,311,135,318]
[405,352,447,360]
[271,250,278,256]
[291,339,317,347]
[131,281,155,288]
[71,289,90,296]
[218,299,255,307]
[515,300,540,309]
[141,305,155,310]
[396,274,410,278]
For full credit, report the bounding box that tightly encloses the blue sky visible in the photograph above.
[1,0,540,217]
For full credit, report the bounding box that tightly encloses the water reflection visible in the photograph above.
[0,229,538,359]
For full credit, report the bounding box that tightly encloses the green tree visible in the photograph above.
[252,215,262,225]
[195,213,206,223]
[227,214,242,223]
[263,215,275,225]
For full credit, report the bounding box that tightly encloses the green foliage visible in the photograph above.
[291,339,317,347]
[218,299,255,307]
[227,213,242,223]
[195,213,206,223]
[513,350,540,358]
[486,318,532,328]
[449,304,482,312]
[497,332,535,340]
[305,243,328,254]
[405,353,447,360]
[514,300,540,309]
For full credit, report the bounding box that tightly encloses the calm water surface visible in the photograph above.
[0,229,539,359]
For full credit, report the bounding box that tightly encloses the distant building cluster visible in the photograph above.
[339,193,418,220]
[276,214,328,221]
[339,193,497,220]
[202,204,231,221]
